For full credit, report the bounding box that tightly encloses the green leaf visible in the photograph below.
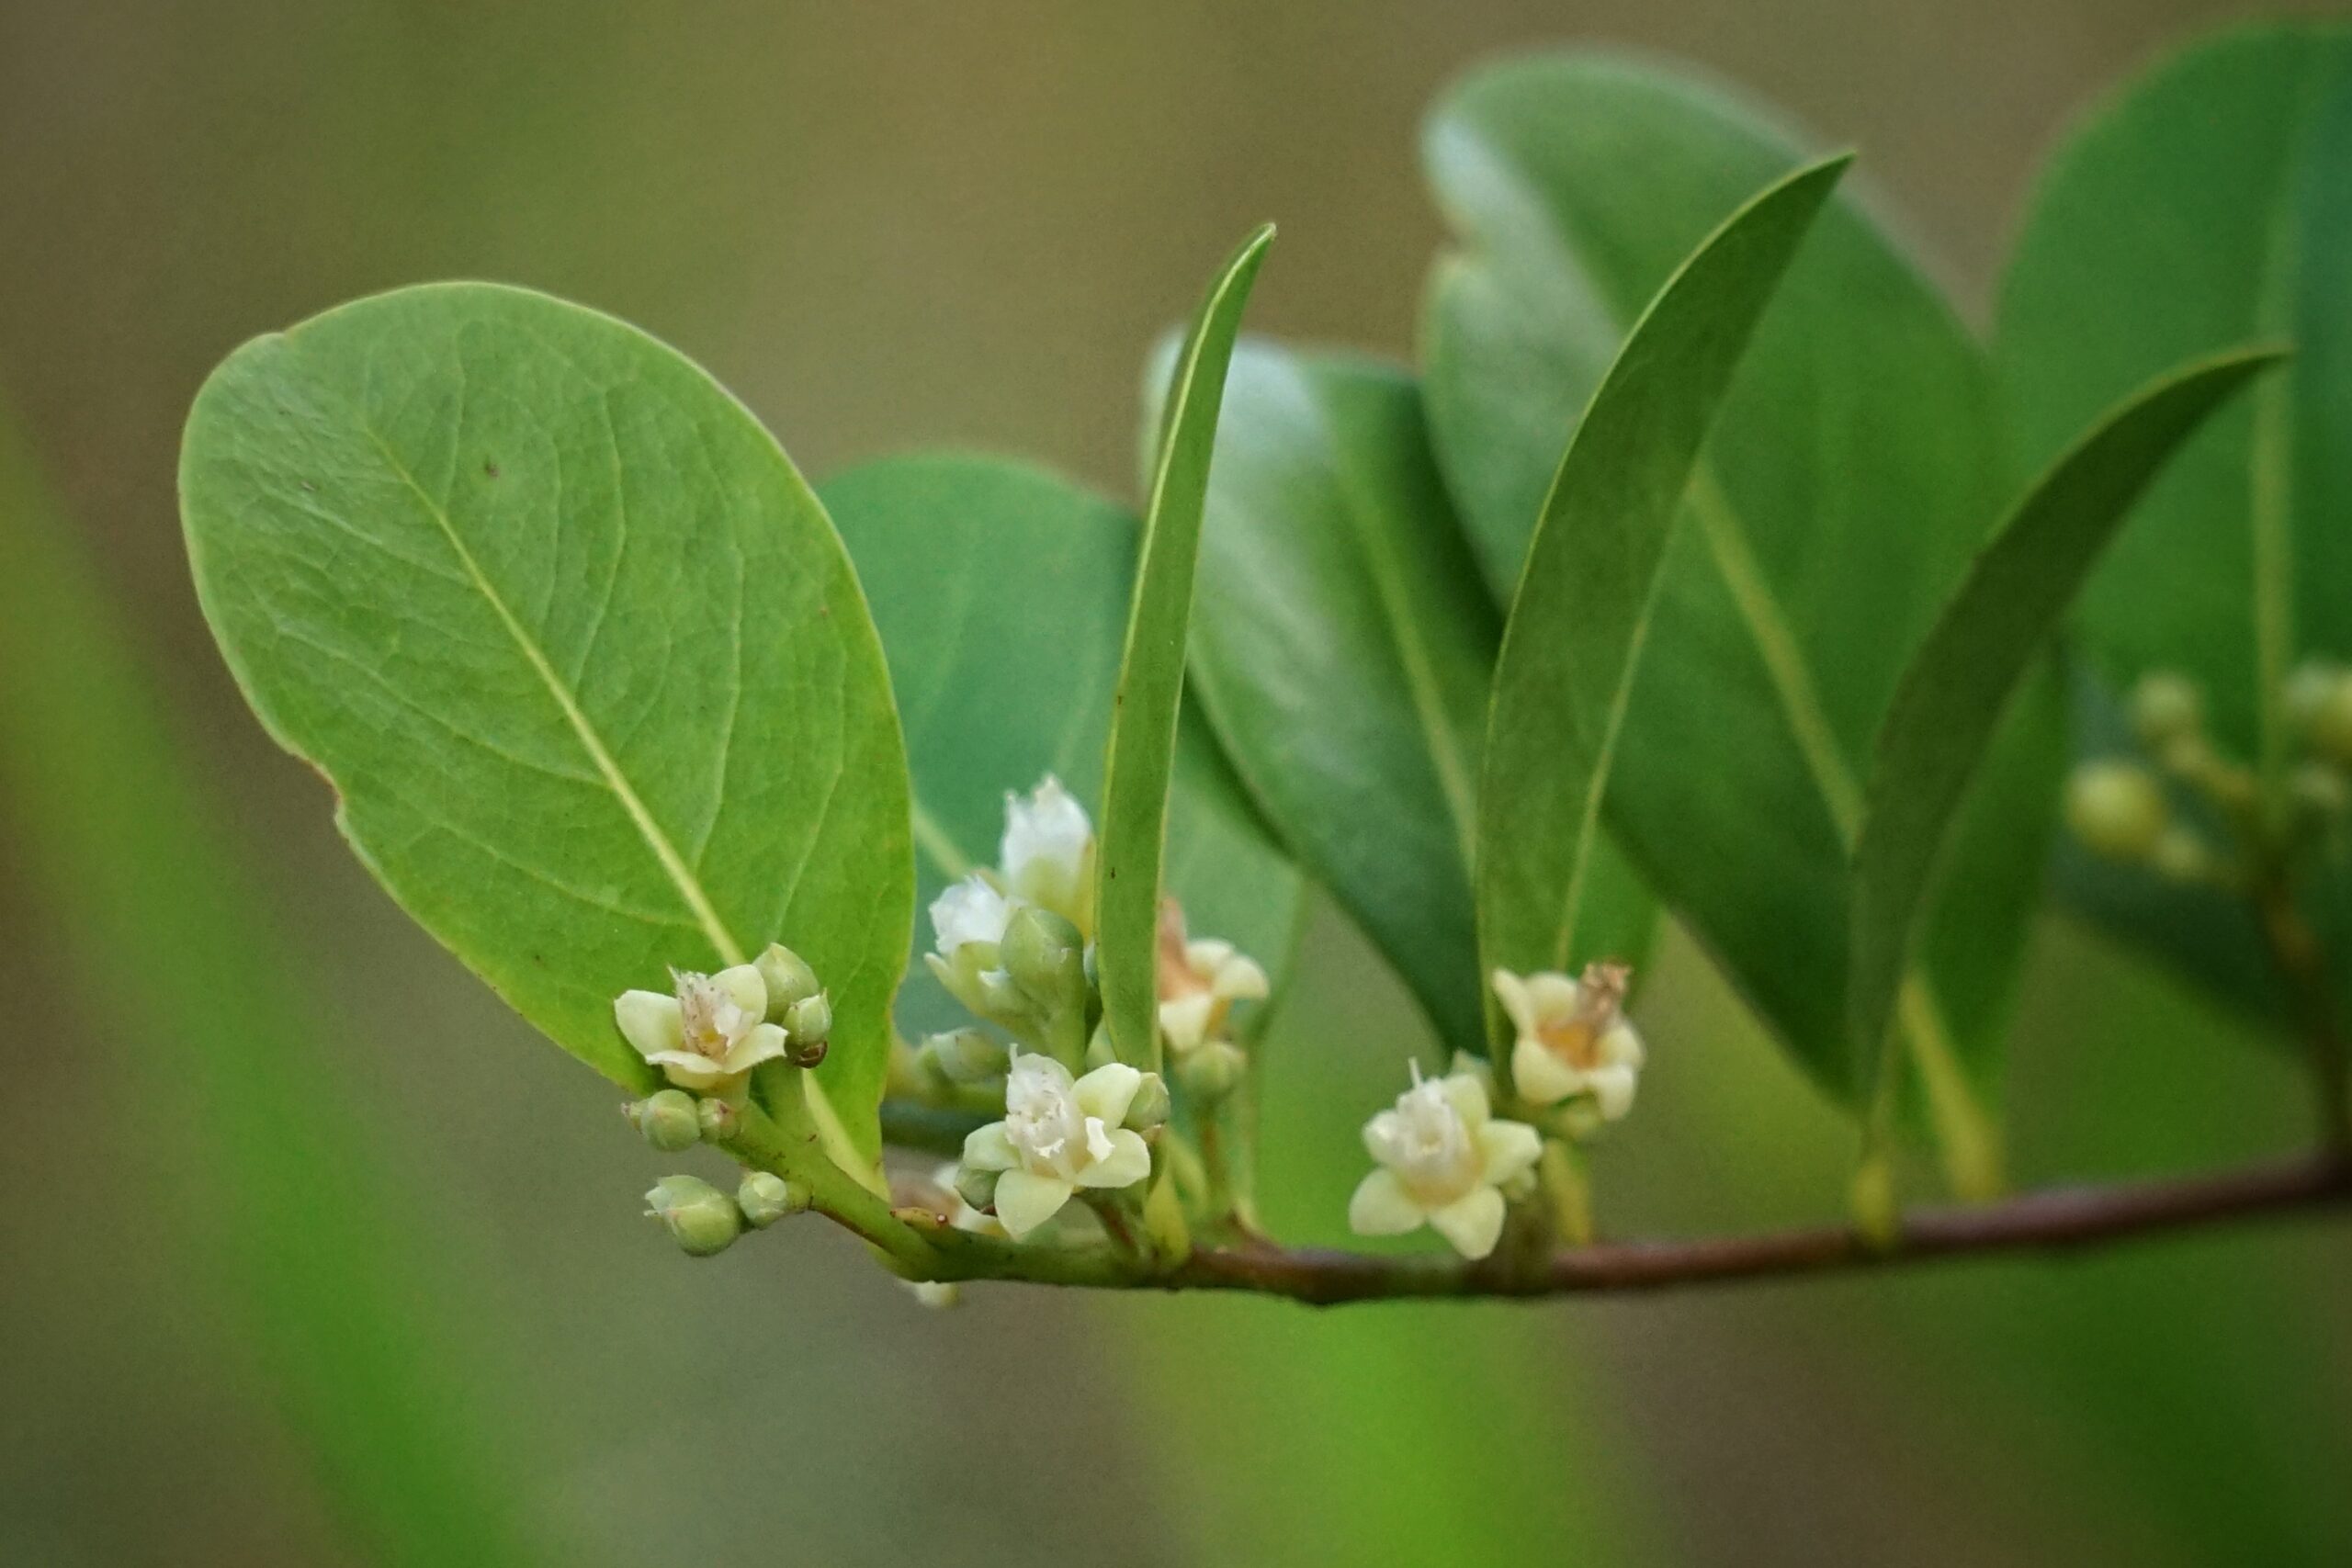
[1476,155,1847,1057]
[1997,22,2352,1018]
[179,282,913,1156]
[1160,339,1648,1059]
[1851,350,2282,1102]
[820,452,1306,1041]
[1424,55,2051,1140]
[2,413,546,1564]
[1098,225,1275,1069]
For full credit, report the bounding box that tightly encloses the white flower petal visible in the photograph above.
[1427,1186,1508,1259]
[1602,1019,1646,1070]
[1476,1119,1543,1187]
[1490,968,1536,1038]
[1073,1061,1143,1127]
[723,1021,791,1074]
[1587,1063,1639,1122]
[1158,993,1216,1054]
[1348,1168,1427,1236]
[1511,1034,1585,1107]
[1212,953,1269,1001]
[929,875,1013,954]
[614,990,684,1060]
[1439,1068,1490,1131]
[962,1122,1018,1172]
[1077,1127,1151,1190]
[640,1051,733,1093]
[713,963,768,1018]
[992,1168,1077,1238]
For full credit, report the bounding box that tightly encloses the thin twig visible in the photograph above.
[1148,1151,2352,1306]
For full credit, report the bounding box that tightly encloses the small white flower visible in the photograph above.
[1155,897,1269,1054]
[1493,964,1645,1122]
[1000,775,1095,934]
[1348,1064,1541,1259]
[614,964,791,1100]
[904,1280,962,1309]
[930,874,1014,956]
[959,1051,1152,1239]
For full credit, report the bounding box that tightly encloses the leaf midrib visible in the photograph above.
[359,422,748,967]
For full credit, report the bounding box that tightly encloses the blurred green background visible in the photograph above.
[3,3,2348,1564]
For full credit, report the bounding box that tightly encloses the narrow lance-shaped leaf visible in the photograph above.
[1998,23,2352,1026]
[820,453,1306,1045]
[1097,225,1276,1069]
[1424,57,2055,1148]
[180,282,913,1156]
[1161,338,1654,1059]
[1477,156,1849,1066]
[1850,349,2283,1100]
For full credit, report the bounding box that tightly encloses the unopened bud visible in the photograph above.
[754,942,822,1021]
[906,1280,962,1309]
[1849,1156,1898,1249]
[2149,826,2212,885]
[1176,1039,1248,1104]
[2291,761,2349,821]
[644,1175,741,1257]
[2304,671,2352,768]
[737,1170,810,1227]
[919,1028,1008,1085]
[1123,1072,1171,1131]
[2287,660,2345,735]
[633,1089,701,1152]
[2129,671,2202,750]
[786,991,832,1056]
[1001,906,1086,1013]
[2064,761,2168,862]
[696,1097,739,1143]
[954,1163,1001,1213]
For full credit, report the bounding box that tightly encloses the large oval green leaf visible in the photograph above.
[1851,351,2280,1102]
[1477,156,1845,1070]
[1997,22,2352,1022]
[1422,54,2056,1145]
[1098,226,1275,1070]
[1168,338,1651,1061]
[180,282,914,1154]
[820,453,1306,1042]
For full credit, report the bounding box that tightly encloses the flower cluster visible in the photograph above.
[927,777,1266,1241]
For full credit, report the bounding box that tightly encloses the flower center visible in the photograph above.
[1539,963,1629,1069]
[1386,1080,1478,1204]
[674,972,750,1062]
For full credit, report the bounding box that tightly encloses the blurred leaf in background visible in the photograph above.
[0,410,545,1565]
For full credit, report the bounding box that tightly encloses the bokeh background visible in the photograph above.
[5,3,2349,1564]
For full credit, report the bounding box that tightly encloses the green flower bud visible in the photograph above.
[645,1175,741,1257]
[754,942,823,1021]
[2292,761,2350,821]
[1001,905,1086,1012]
[1123,1071,1171,1132]
[2149,826,2212,885]
[2064,761,2168,862]
[2129,671,2202,750]
[2287,660,2345,735]
[737,1170,810,1227]
[634,1089,701,1152]
[2306,671,2352,769]
[918,1028,1009,1085]
[1176,1039,1248,1105]
[954,1162,1001,1212]
[785,990,832,1063]
[695,1097,739,1143]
